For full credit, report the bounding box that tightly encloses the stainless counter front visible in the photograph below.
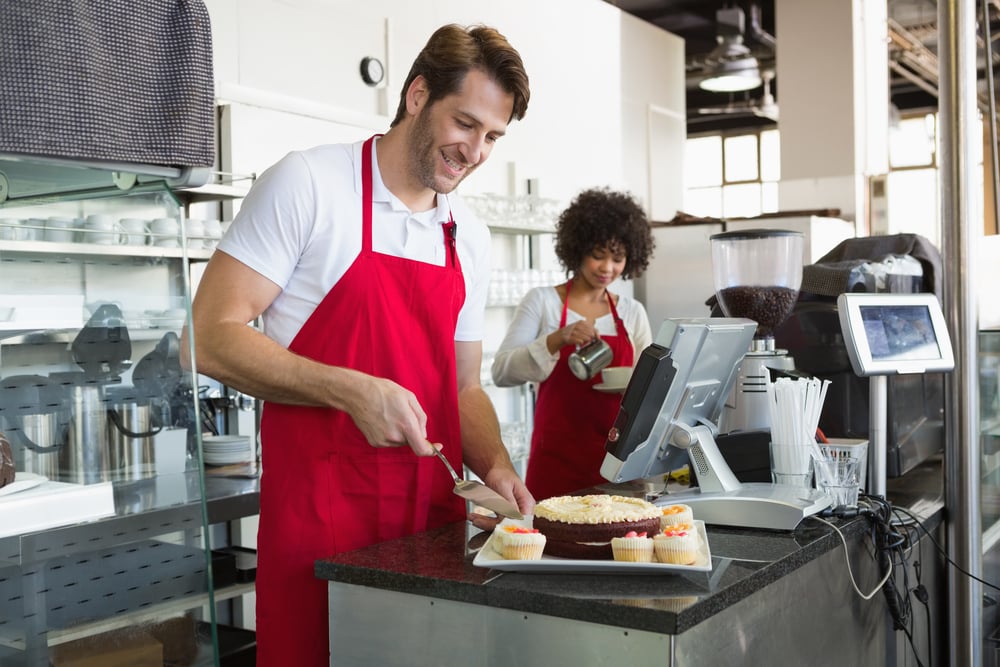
[316,465,946,666]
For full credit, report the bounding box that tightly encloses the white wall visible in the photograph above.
[202,0,685,208]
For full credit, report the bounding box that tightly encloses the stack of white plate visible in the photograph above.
[202,435,253,466]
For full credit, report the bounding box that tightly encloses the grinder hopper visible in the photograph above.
[709,229,804,433]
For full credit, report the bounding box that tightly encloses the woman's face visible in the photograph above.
[577,243,627,289]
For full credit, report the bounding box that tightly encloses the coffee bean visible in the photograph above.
[718,285,799,338]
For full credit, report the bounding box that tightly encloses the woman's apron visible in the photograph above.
[525,280,634,501]
[255,136,466,666]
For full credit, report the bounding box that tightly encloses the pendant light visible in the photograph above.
[699,7,763,93]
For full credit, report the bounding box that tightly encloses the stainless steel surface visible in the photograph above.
[329,583,671,667]
[60,385,109,484]
[17,414,62,478]
[107,402,155,480]
[869,375,888,497]
[939,0,983,664]
[676,543,883,664]
[567,338,613,380]
[431,447,523,520]
[327,516,945,666]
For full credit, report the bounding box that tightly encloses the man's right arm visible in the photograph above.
[183,251,438,452]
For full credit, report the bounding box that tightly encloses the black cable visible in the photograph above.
[821,495,929,666]
[892,504,1000,593]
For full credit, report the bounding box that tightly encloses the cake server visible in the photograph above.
[431,447,524,520]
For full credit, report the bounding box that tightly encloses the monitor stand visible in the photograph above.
[656,423,831,531]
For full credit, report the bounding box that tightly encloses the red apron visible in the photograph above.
[525,280,634,500]
[255,136,466,666]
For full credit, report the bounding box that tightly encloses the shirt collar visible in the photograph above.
[354,137,452,225]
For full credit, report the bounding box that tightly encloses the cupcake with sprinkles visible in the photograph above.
[498,525,546,560]
[659,503,694,530]
[611,530,654,563]
[653,523,700,565]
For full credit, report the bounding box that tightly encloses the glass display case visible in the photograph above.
[0,182,256,666]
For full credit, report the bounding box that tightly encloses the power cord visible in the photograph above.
[810,495,928,667]
[892,504,1000,593]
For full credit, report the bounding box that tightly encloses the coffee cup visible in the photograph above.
[119,218,148,246]
[601,366,633,388]
[0,218,21,241]
[148,217,180,248]
[184,218,206,249]
[22,218,46,241]
[83,214,123,245]
[202,219,223,249]
[44,216,76,243]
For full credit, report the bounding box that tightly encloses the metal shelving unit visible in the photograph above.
[0,177,255,665]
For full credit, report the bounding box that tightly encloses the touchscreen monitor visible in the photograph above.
[837,293,954,377]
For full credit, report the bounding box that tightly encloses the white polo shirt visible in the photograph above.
[217,138,492,348]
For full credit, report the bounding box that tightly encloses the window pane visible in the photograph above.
[724,135,759,182]
[886,168,939,246]
[889,116,935,168]
[684,186,723,218]
[685,136,723,187]
[722,183,762,218]
[760,130,781,181]
[762,182,779,213]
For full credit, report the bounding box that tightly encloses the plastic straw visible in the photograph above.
[766,377,830,471]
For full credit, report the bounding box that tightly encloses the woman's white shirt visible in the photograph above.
[491,285,652,386]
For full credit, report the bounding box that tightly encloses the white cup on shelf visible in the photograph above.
[44,216,76,243]
[83,214,123,245]
[22,218,45,241]
[0,218,21,241]
[202,219,222,249]
[119,218,148,246]
[148,217,180,248]
[184,218,206,249]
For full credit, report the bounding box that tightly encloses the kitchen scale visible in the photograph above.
[600,317,830,531]
[710,229,804,434]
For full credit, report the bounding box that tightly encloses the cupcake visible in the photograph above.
[653,523,700,565]
[659,504,694,530]
[498,525,546,560]
[611,530,654,563]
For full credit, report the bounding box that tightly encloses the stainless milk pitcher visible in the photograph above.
[568,338,613,380]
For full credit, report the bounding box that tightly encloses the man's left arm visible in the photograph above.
[455,340,535,518]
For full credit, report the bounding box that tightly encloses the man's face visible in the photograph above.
[407,69,515,194]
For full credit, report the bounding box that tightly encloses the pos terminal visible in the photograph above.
[836,292,955,496]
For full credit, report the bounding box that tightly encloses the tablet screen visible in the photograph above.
[860,304,941,361]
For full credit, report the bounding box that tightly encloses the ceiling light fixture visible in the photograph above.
[699,7,763,93]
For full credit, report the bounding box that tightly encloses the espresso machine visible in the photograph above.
[710,229,805,434]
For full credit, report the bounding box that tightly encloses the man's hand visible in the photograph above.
[345,374,438,456]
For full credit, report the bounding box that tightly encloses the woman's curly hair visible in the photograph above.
[553,187,655,280]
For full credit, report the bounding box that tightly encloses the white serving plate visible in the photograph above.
[0,472,47,498]
[473,520,712,574]
[593,382,627,394]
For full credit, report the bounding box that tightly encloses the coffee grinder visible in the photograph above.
[710,229,804,434]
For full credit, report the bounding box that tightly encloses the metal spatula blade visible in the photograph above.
[432,447,524,520]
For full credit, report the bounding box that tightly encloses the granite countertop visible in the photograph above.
[316,460,944,636]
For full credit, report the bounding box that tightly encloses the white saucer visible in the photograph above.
[0,472,47,498]
[593,382,627,394]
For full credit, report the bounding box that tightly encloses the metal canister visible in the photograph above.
[61,384,110,484]
[567,338,613,380]
[107,400,157,480]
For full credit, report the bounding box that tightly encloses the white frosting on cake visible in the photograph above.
[533,495,661,524]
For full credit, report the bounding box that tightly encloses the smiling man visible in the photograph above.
[185,24,533,667]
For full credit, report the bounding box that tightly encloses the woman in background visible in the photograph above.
[492,187,655,500]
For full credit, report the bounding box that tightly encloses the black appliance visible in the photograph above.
[773,234,946,478]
